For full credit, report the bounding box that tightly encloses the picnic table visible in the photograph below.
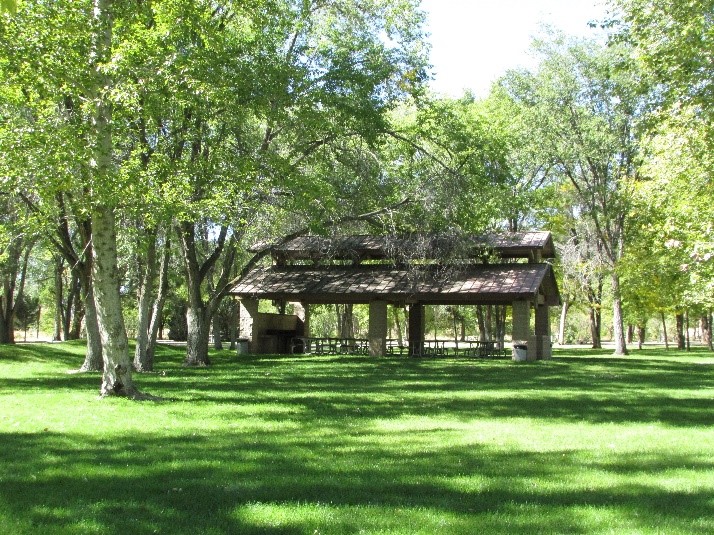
[290,336,369,355]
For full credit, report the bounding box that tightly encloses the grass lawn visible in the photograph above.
[1,342,713,534]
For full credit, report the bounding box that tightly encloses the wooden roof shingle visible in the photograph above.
[231,263,560,306]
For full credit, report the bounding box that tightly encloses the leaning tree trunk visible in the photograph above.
[558,300,571,345]
[53,256,64,341]
[660,311,669,349]
[134,228,157,372]
[76,261,104,372]
[611,272,628,355]
[68,278,84,340]
[146,235,171,363]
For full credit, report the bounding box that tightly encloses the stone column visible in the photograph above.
[368,300,388,357]
[239,298,263,354]
[512,300,534,361]
[512,300,531,341]
[533,303,552,360]
[408,303,425,356]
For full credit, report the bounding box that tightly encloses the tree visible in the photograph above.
[0,196,34,343]
[501,35,648,355]
[610,0,714,119]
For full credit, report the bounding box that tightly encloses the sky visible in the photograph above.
[420,0,609,97]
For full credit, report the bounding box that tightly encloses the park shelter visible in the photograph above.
[229,232,560,360]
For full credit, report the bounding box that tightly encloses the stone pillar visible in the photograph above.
[408,303,425,356]
[368,300,388,357]
[512,300,535,361]
[532,303,552,360]
[239,299,263,354]
[512,300,531,341]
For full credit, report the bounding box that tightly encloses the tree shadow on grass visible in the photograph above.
[0,430,711,534]
[143,353,714,428]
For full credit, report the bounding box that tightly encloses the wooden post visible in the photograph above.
[368,300,388,356]
[408,303,425,356]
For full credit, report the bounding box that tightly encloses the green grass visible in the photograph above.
[1,342,713,534]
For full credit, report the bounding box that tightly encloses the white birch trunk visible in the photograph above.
[89,0,138,396]
[558,301,570,345]
[611,271,628,355]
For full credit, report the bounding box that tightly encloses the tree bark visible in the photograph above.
[147,235,171,362]
[213,315,223,350]
[92,207,137,396]
[660,311,669,349]
[611,272,628,355]
[177,221,212,366]
[67,222,104,372]
[637,324,646,350]
[558,300,570,345]
[133,227,158,372]
[53,256,64,341]
[68,275,84,340]
[90,0,140,397]
[703,311,713,351]
[185,304,210,366]
[675,313,686,350]
[587,280,602,349]
[476,305,487,342]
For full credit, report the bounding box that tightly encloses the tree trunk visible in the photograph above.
[703,311,713,351]
[394,306,404,346]
[661,311,669,349]
[147,235,171,362]
[675,313,686,350]
[53,256,64,341]
[0,312,12,344]
[558,300,570,345]
[177,221,212,367]
[339,304,354,338]
[229,300,238,351]
[61,270,76,340]
[476,305,487,342]
[588,282,602,349]
[133,228,158,372]
[68,276,84,340]
[77,264,103,371]
[637,324,646,350]
[213,315,223,350]
[185,304,211,366]
[611,272,628,355]
[90,0,140,397]
[626,324,634,344]
[496,305,507,349]
[92,207,137,396]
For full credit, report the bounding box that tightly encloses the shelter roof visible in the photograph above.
[262,231,556,264]
[231,263,560,306]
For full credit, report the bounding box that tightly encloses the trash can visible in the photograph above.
[512,344,528,361]
[236,339,250,355]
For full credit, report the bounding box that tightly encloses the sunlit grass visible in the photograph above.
[1,342,713,534]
